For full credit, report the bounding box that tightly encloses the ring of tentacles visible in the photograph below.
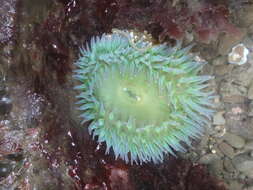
[74,30,214,164]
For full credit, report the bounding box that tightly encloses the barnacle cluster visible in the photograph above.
[74,29,214,164]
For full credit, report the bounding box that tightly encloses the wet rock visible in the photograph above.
[208,159,224,177]
[199,153,219,165]
[248,82,253,100]
[184,31,194,44]
[222,95,246,104]
[242,37,253,51]
[227,181,243,190]
[245,186,253,190]
[201,63,214,76]
[212,125,226,138]
[248,102,253,116]
[245,141,253,150]
[0,84,6,97]
[214,64,234,76]
[212,56,226,66]
[233,65,253,87]
[238,173,246,180]
[228,43,249,65]
[218,142,235,159]
[248,52,253,65]
[0,158,22,187]
[0,161,14,178]
[211,144,224,158]
[223,158,236,173]
[232,154,253,174]
[213,96,225,110]
[198,135,209,149]
[244,170,253,178]
[236,5,253,27]
[226,117,253,140]
[220,79,248,103]
[0,0,16,43]
[250,150,253,158]
[199,45,219,61]
[0,98,12,115]
[222,132,245,149]
[218,29,247,55]
[249,24,253,34]
[213,111,226,125]
[221,170,232,181]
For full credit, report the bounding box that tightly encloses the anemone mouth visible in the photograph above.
[95,65,169,126]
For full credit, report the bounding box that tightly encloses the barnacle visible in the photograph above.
[74,30,214,164]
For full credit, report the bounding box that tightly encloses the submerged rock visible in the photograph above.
[232,154,253,174]
[222,132,245,149]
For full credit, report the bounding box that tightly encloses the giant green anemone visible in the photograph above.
[74,30,214,164]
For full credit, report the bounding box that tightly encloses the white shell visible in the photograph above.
[228,43,249,65]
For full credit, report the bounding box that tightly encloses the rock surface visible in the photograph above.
[199,153,220,165]
[218,142,235,159]
[213,111,226,125]
[232,155,253,174]
[248,83,253,100]
[245,141,253,150]
[218,29,247,56]
[222,133,245,149]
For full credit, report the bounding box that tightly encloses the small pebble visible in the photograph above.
[248,82,253,100]
[212,144,224,157]
[218,142,235,159]
[245,141,253,150]
[208,159,224,176]
[232,154,253,173]
[250,150,253,158]
[213,125,226,138]
[212,56,226,66]
[199,153,219,165]
[228,43,249,65]
[0,163,12,178]
[213,111,226,125]
[223,158,236,173]
[228,181,243,190]
[0,100,12,115]
[222,132,245,149]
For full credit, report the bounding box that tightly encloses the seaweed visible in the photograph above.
[113,0,240,43]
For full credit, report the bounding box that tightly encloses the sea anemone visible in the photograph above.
[74,29,214,164]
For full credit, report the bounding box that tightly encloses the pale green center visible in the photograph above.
[96,66,169,126]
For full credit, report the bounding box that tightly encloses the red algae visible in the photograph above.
[113,0,240,43]
[130,158,227,190]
